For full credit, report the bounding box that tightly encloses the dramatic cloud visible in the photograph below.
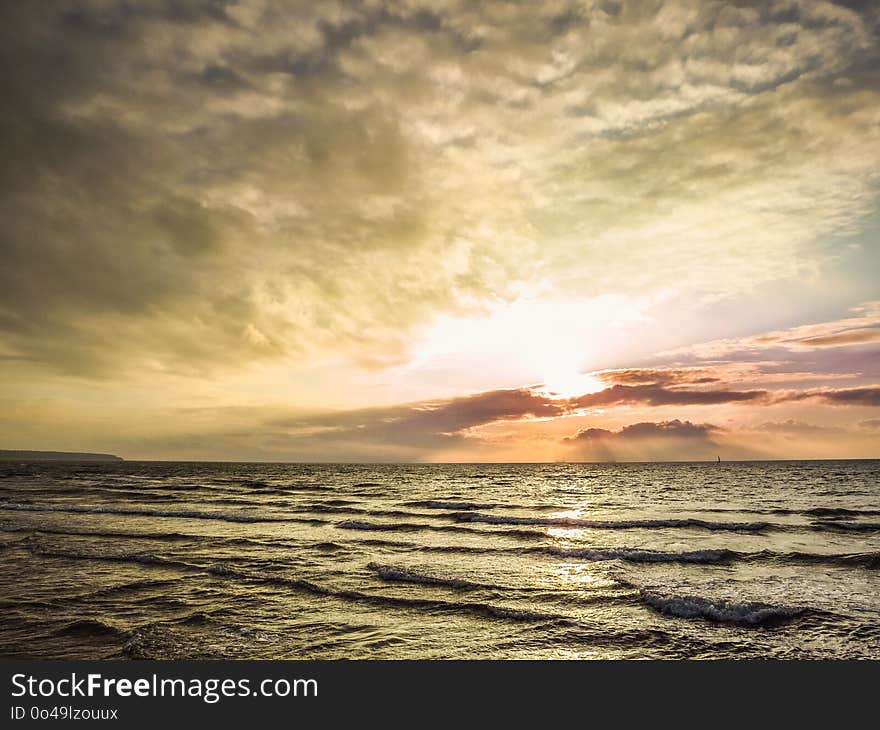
[1,1,878,461]
[661,301,880,361]
[572,383,767,408]
[594,368,722,386]
[567,419,719,442]
[563,419,722,461]
[776,386,880,406]
[270,387,565,451]
[796,329,880,347]
[618,303,880,410]
[1,1,879,379]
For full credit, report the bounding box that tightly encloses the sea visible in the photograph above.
[1,460,878,659]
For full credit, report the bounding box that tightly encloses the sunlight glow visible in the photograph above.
[403,294,650,396]
[539,371,606,399]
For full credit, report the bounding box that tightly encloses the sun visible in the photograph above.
[539,368,605,399]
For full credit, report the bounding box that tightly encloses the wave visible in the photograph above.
[403,500,499,511]
[755,549,880,569]
[358,537,880,570]
[541,545,880,570]
[0,502,309,525]
[241,482,334,493]
[81,578,190,601]
[640,505,880,521]
[804,507,880,518]
[545,546,880,569]
[29,531,879,576]
[335,534,825,568]
[638,591,807,626]
[2,485,181,502]
[23,545,571,627]
[27,545,188,570]
[1,524,321,554]
[363,563,620,604]
[295,503,369,515]
[51,619,126,638]
[313,541,346,552]
[337,520,423,532]
[811,520,880,533]
[542,546,739,564]
[447,511,773,532]
[9,579,187,616]
[208,478,270,488]
[20,543,854,639]
[350,537,514,555]
[197,563,567,624]
[367,562,487,591]
[240,479,270,488]
[300,504,430,520]
[830,551,880,569]
[193,480,335,494]
[0,524,197,542]
[335,518,545,540]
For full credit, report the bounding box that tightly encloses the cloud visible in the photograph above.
[753,419,845,435]
[224,378,880,458]
[594,367,721,386]
[661,301,880,361]
[572,383,767,408]
[260,376,879,457]
[771,385,880,406]
[623,302,880,401]
[571,377,880,410]
[567,419,719,442]
[596,362,865,389]
[795,328,880,347]
[269,387,565,451]
[860,419,880,430]
[563,418,722,461]
[2,1,879,380]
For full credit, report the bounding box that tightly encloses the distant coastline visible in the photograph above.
[0,450,123,462]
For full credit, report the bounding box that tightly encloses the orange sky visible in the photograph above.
[1,1,879,461]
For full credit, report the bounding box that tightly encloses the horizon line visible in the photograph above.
[32,457,880,465]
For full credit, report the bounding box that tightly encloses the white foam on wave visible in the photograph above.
[639,591,806,625]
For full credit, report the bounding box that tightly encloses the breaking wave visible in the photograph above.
[639,591,807,626]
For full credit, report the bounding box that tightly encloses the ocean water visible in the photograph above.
[1,460,878,660]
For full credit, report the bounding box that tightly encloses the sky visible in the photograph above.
[1,0,879,462]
